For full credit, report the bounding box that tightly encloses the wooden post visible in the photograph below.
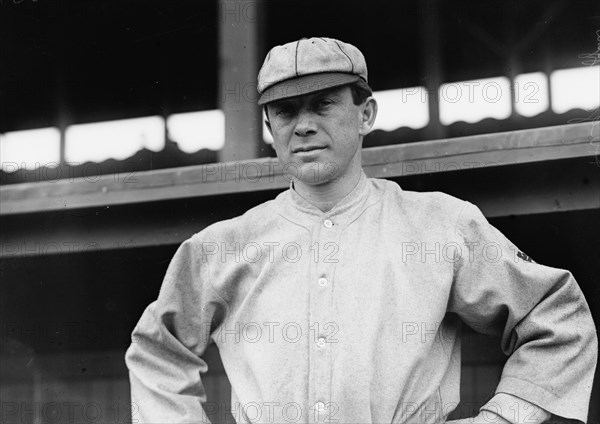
[419,0,445,140]
[218,0,263,162]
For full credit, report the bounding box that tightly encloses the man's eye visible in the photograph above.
[276,107,294,116]
[315,98,334,108]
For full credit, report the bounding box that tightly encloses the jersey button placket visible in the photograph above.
[309,217,336,422]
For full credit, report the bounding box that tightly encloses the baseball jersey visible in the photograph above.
[125,170,597,424]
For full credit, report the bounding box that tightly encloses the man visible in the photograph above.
[125,37,597,424]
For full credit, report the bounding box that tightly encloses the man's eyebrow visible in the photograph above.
[270,99,297,109]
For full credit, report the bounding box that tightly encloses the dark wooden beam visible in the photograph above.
[1,155,598,258]
[0,346,224,382]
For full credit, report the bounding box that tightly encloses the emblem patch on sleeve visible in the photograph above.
[517,251,534,262]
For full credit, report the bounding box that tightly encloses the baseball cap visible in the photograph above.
[257,37,369,105]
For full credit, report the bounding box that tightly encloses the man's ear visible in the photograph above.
[265,119,273,136]
[263,107,273,136]
[358,97,378,136]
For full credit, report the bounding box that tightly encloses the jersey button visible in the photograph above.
[323,219,333,228]
[318,277,327,287]
[316,337,326,348]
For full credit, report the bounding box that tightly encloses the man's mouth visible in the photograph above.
[293,145,327,153]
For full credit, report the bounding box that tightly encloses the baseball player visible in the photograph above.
[125,37,597,424]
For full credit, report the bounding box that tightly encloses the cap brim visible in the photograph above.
[258,73,362,105]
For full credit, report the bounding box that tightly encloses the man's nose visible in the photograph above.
[294,110,317,137]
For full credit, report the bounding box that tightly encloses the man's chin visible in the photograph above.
[296,176,333,186]
[286,162,339,185]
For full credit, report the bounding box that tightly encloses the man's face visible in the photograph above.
[266,86,373,186]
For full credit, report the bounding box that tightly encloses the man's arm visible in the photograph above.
[447,202,597,424]
[125,234,228,424]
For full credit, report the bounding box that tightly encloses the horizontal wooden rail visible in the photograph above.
[1,122,598,215]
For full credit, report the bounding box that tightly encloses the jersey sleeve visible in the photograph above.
[125,233,228,424]
[448,201,597,423]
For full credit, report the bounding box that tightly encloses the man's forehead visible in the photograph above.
[267,85,349,107]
